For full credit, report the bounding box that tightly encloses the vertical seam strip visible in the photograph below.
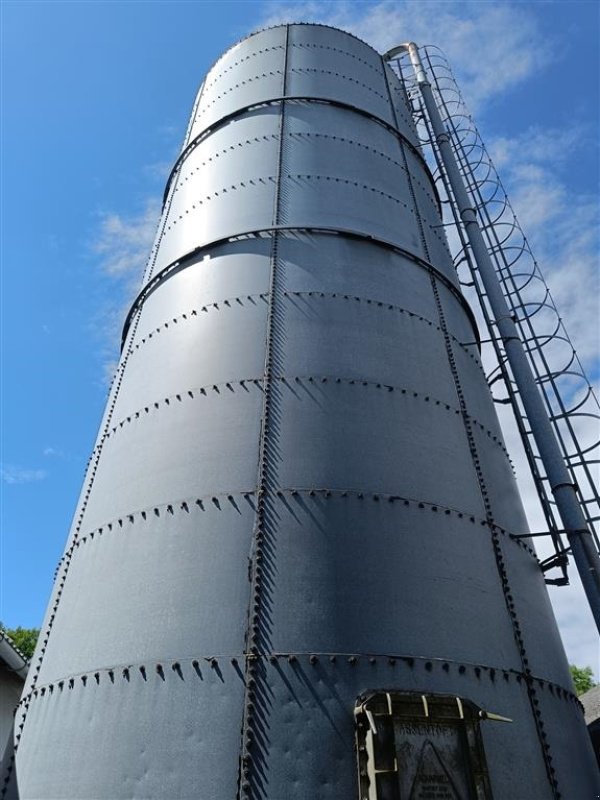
[381,61,560,799]
[237,24,289,800]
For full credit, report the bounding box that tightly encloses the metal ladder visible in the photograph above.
[389,46,599,587]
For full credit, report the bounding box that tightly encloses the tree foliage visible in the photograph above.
[0,623,40,661]
[570,664,596,696]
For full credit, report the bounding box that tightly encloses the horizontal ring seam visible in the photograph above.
[98,377,510,463]
[127,291,480,369]
[163,96,433,208]
[54,487,536,577]
[161,174,444,234]
[120,226,477,351]
[20,652,580,710]
[173,131,438,214]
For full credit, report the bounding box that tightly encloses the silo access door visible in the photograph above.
[355,692,495,799]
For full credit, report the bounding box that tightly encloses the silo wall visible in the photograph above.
[9,23,598,800]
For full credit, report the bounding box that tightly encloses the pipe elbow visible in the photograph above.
[383,42,428,85]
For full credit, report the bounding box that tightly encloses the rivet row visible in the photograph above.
[17,653,581,711]
[52,484,537,584]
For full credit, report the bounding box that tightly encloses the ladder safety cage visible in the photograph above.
[387,46,600,590]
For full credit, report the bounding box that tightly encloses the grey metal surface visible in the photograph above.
[9,23,598,800]
[153,103,452,281]
[13,654,596,799]
[16,660,246,799]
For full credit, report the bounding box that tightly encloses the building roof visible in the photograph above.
[580,684,600,726]
[0,630,29,681]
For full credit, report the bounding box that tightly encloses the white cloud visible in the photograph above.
[1,465,47,485]
[101,357,120,388]
[549,576,599,675]
[259,0,552,109]
[42,446,76,461]
[491,125,587,171]
[42,447,60,457]
[487,125,600,371]
[92,198,160,279]
[89,197,161,380]
[143,161,172,182]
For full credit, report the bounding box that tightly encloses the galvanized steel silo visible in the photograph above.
[9,23,598,800]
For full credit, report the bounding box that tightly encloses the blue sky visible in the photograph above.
[1,2,598,671]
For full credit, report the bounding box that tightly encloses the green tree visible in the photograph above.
[0,623,40,661]
[570,664,597,695]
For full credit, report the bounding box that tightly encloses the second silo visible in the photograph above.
[10,23,598,800]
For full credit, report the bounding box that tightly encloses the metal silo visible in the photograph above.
[6,23,598,799]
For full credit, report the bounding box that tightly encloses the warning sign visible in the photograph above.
[409,740,460,799]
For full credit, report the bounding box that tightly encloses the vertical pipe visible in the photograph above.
[390,42,600,632]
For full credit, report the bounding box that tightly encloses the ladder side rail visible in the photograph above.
[414,93,569,566]
[422,48,600,547]
[395,41,600,628]
[396,49,596,560]
[422,46,599,416]
[443,105,600,546]
[447,116,600,508]
[412,59,576,530]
